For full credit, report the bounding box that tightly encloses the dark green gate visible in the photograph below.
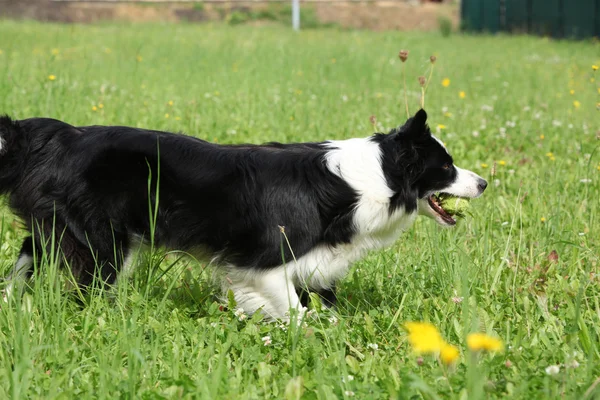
[461,0,600,39]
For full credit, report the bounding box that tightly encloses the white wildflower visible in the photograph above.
[344,391,355,397]
[234,308,247,321]
[367,343,379,351]
[341,95,348,102]
[494,179,501,187]
[452,296,464,304]
[552,120,562,127]
[261,336,272,346]
[580,179,592,184]
[545,365,560,375]
[481,104,494,112]
[342,375,354,383]
[567,360,580,369]
[472,130,480,137]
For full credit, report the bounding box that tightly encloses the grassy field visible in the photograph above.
[0,20,599,399]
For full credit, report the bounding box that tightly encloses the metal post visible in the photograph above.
[292,0,300,31]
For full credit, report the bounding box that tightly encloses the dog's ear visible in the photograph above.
[395,109,429,141]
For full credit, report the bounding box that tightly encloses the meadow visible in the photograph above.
[0,20,599,399]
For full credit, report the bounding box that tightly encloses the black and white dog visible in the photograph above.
[0,109,486,318]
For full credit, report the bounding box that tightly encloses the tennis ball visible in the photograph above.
[438,195,470,216]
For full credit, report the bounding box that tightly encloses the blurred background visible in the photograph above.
[1,0,598,38]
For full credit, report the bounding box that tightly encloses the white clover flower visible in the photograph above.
[344,391,355,397]
[367,343,379,351]
[341,375,354,383]
[261,336,272,346]
[234,308,247,321]
[481,104,494,112]
[567,360,580,369]
[580,179,592,184]
[545,365,560,375]
[472,130,480,137]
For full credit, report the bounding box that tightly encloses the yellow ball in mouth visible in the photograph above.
[438,195,470,216]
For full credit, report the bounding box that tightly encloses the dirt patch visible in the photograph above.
[315,2,458,31]
[0,1,459,31]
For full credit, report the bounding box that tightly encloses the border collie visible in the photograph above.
[0,109,486,319]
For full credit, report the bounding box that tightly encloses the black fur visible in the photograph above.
[0,109,473,303]
[0,116,360,285]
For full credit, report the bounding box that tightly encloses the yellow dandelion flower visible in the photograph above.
[331,58,336,64]
[481,163,489,168]
[104,48,112,54]
[214,91,220,96]
[289,116,294,121]
[467,333,503,352]
[545,152,553,157]
[573,100,581,108]
[459,91,466,99]
[550,156,556,161]
[444,112,453,117]
[593,65,599,71]
[136,55,143,62]
[498,160,506,166]
[92,106,97,111]
[405,322,445,353]
[175,116,181,121]
[376,93,383,98]
[440,343,460,365]
[168,100,174,106]
[540,134,545,140]
[442,78,450,87]
[98,103,104,109]
[541,217,546,222]
[569,89,575,95]
[51,48,59,56]
[0,49,3,55]
[591,78,596,83]
[165,113,169,118]
[48,74,56,81]
[437,124,446,130]
[295,89,302,95]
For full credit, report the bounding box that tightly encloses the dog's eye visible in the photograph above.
[443,163,451,170]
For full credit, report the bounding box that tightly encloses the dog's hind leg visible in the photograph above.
[62,226,130,289]
[3,237,35,300]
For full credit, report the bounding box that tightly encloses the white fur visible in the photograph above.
[3,253,33,301]
[443,166,485,198]
[224,137,417,319]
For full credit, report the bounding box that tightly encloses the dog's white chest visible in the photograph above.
[288,205,416,290]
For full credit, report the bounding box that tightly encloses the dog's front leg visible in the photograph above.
[224,266,303,321]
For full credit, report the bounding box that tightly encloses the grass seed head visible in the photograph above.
[399,50,409,62]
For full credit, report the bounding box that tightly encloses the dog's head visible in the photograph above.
[377,109,487,226]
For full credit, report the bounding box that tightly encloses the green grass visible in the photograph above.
[0,20,599,399]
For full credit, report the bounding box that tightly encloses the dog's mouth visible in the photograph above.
[426,193,457,226]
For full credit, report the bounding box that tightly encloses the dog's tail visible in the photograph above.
[0,115,26,194]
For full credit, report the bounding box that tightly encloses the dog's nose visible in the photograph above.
[478,178,488,192]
